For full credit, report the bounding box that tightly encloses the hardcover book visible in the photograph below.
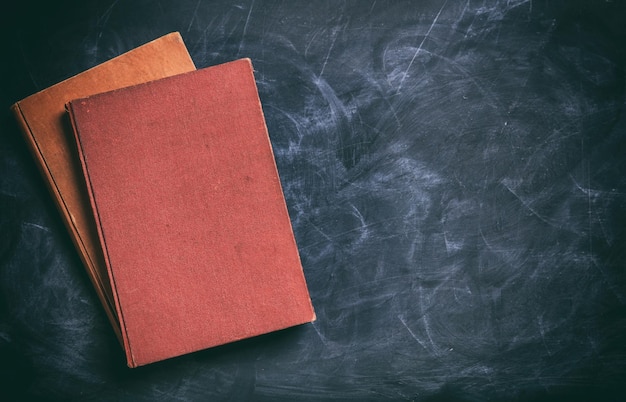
[11,32,197,342]
[67,58,316,367]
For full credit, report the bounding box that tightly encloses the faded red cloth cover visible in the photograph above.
[67,58,316,368]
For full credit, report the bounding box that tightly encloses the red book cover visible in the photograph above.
[67,58,316,368]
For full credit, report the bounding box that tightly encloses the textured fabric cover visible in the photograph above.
[67,59,316,368]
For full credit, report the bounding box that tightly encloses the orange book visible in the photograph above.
[67,58,316,368]
[11,32,196,342]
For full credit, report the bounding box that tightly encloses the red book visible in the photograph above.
[67,58,315,368]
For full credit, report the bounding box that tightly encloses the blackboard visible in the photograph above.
[1,1,625,400]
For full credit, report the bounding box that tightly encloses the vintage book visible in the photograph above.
[67,58,316,368]
[11,32,197,342]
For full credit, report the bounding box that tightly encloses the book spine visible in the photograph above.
[66,102,136,368]
[10,102,124,344]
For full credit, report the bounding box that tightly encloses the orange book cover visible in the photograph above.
[10,32,196,341]
[67,58,316,368]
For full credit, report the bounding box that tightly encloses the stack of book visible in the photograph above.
[11,32,315,368]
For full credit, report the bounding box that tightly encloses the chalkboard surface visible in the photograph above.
[1,1,625,401]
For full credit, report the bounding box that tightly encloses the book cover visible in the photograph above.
[67,58,316,368]
[10,32,196,342]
